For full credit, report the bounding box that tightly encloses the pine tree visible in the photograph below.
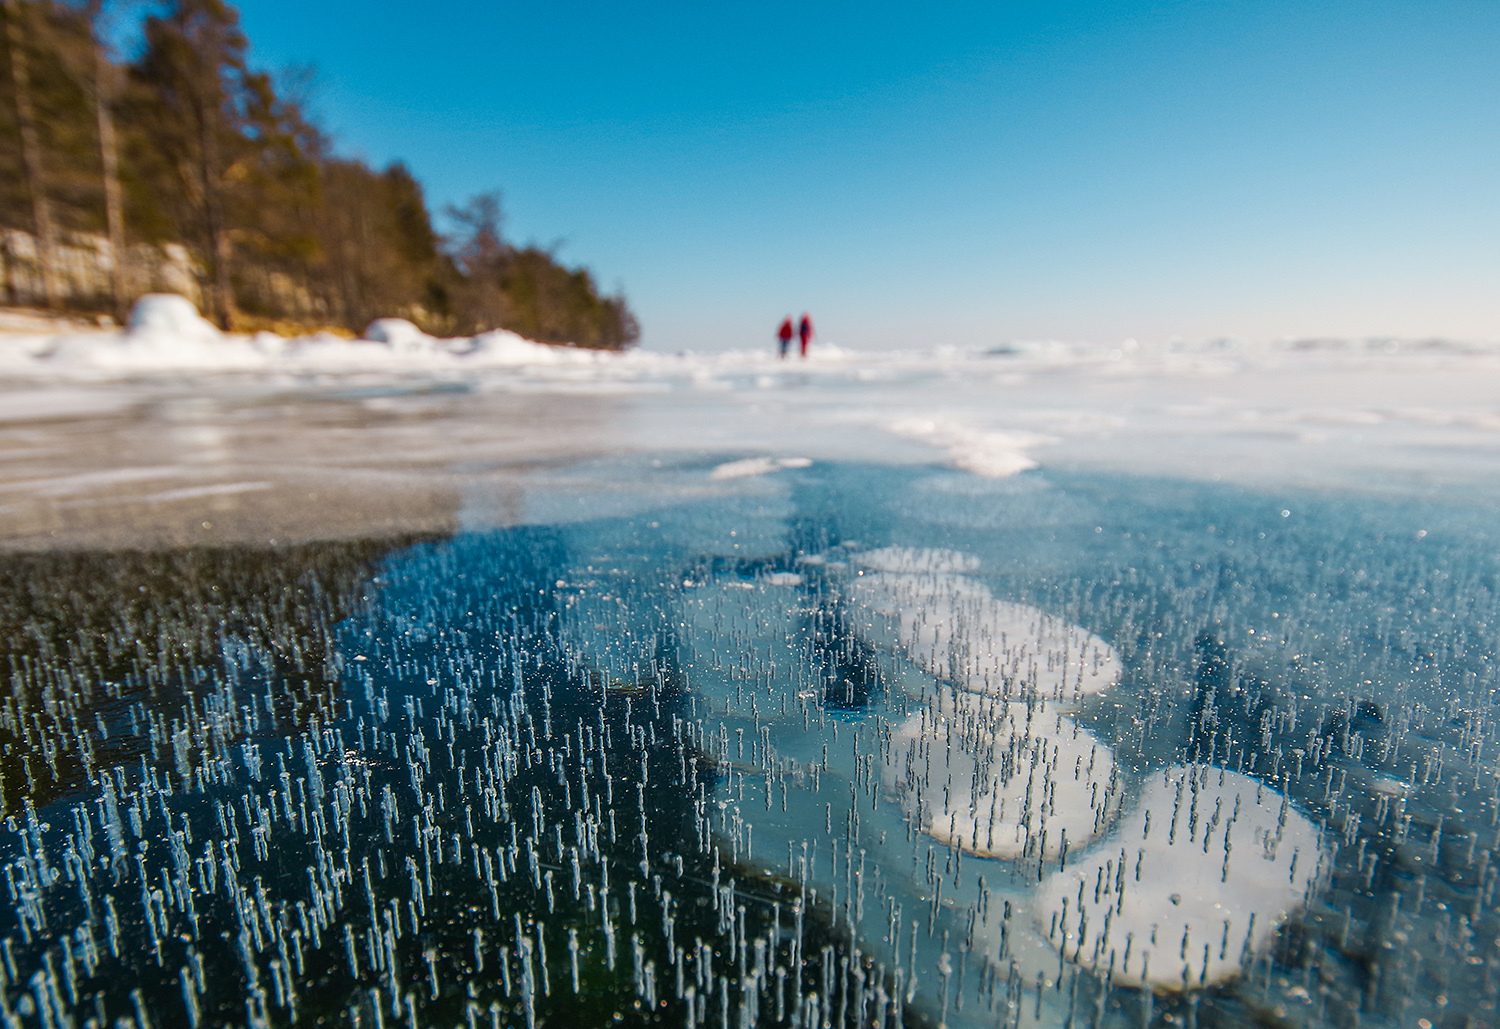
[131,0,252,327]
[83,0,126,317]
[2,0,61,305]
[0,0,641,346]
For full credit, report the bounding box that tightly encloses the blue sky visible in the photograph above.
[222,0,1498,351]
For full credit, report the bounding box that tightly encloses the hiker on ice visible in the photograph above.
[777,317,794,358]
[798,314,814,357]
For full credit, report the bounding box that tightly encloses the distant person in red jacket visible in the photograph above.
[777,317,794,358]
[798,314,813,357]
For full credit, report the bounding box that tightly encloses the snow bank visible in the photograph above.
[0,296,598,379]
[8,294,1500,497]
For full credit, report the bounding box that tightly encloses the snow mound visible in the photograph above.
[469,328,582,364]
[0,294,607,377]
[363,318,430,350]
[127,294,221,343]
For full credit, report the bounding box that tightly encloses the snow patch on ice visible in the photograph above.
[888,416,1054,477]
[139,481,274,503]
[709,456,813,480]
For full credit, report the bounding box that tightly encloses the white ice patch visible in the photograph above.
[1035,765,1322,990]
[853,546,981,575]
[849,560,1122,700]
[888,416,1054,478]
[709,456,813,480]
[763,571,804,586]
[883,693,1119,859]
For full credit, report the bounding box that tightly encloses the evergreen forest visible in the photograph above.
[0,0,640,348]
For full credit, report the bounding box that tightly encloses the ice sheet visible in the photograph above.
[7,296,1500,550]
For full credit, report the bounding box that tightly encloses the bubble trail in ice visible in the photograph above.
[5,464,1500,1029]
[0,535,897,1029]
[1034,764,1321,989]
[882,693,1121,861]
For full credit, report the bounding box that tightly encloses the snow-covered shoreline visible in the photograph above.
[5,294,1500,383]
[9,294,1500,519]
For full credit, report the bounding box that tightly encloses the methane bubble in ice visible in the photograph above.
[885,692,1121,858]
[848,556,1122,699]
[1037,765,1322,990]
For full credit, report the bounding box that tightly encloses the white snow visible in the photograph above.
[127,293,221,341]
[888,416,1054,478]
[362,318,429,349]
[0,295,589,380]
[709,456,813,480]
[8,294,1500,498]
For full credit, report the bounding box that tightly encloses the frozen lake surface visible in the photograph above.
[3,336,1500,1028]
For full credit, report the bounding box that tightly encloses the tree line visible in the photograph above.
[0,0,639,348]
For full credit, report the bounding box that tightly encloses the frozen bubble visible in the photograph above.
[763,571,804,586]
[1036,765,1322,990]
[884,693,1120,859]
